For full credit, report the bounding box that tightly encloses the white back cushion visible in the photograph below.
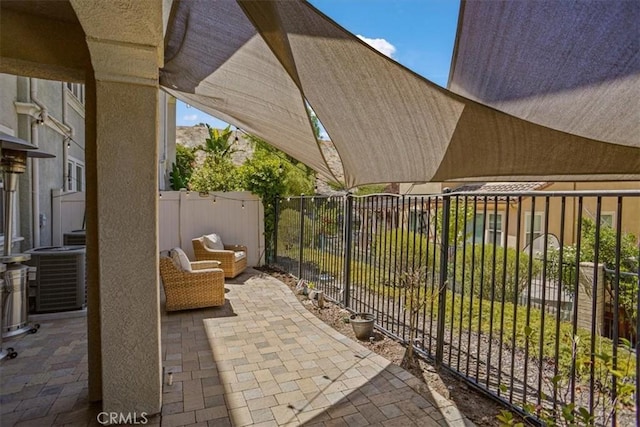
[170,247,192,271]
[203,233,224,250]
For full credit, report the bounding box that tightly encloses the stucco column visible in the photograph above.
[95,80,162,415]
[71,0,165,415]
[576,262,605,334]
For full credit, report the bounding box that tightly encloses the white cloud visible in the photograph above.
[183,114,198,122]
[357,35,396,58]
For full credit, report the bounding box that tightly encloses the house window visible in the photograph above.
[67,157,85,192]
[600,212,615,228]
[65,82,85,104]
[487,213,503,246]
[465,213,485,243]
[524,212,544,246]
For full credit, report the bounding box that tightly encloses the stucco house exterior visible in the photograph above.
[0,73,86,251]
[400,181,640,249]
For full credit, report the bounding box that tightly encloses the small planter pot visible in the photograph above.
[350,312,375,340]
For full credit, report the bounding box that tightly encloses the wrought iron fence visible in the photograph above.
[273,190,640,426]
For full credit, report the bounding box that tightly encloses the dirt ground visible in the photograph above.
[258,266,524,427]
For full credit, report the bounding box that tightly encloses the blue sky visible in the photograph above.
[176,0,460,128]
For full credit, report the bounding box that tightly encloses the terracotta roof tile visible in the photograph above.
[452,182,548,193]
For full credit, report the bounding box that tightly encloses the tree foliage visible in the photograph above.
[169,144,195,190]
[548,217,639,323]
[180,125,317,260]
[239,153,285,260]
[189,158,242,192]
[243,134,315,196]
[187,124,243,192]
[277,207,315,250]
[308,108,322,140]
[197,125,238,165]
[434,196,476,245]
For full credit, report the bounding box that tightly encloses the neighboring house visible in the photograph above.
[0,73,86,250]
[400,181,640,250]
[450,181,551,249]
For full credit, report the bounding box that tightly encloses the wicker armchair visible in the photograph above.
[159,257,225,311]
[192,236,247,278]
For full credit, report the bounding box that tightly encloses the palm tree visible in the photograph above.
[197,125,239,165]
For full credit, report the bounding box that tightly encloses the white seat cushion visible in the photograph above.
[170,247,192,271]
[203,233,224,250]
[234,251,246,261]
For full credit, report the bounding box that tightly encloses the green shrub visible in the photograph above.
[372,229,436,276]
[277,208,314,251]
[455,244,542,302]
[188,158,241,192]
[548,218,639,324]
[170,144,195,190]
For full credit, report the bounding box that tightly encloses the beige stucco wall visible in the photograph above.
[549,182,640,241]
[514,182,640,247]
[0,74,86,249]
[444,182,640,251]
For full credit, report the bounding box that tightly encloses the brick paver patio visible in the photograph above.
[1,268,472,426]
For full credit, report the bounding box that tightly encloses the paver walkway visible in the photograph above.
[1,268,472,426]
[161,271,472,426]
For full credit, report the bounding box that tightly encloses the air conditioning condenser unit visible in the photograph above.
[26,246,86,313]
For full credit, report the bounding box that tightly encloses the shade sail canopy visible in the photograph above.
[449,0,640,149]
[161,0,337,182]
[161,0,640,188]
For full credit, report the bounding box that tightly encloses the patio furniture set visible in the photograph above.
[159,233,247,311]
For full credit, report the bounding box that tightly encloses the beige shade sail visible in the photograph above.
[448,0,640,149]
[161,0,338,182]
[161,0,640,188]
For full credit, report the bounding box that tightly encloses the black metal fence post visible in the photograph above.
[272,195,279,265]
[436,188,451,366]
[343,194,353,308]
[298,195,305,279]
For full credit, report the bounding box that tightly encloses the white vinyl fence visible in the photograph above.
[51,189,86,245]
[159,190,264,266]
[51,189,265,266]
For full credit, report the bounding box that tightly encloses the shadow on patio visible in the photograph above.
[0,269,473,426]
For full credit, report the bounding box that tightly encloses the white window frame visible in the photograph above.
[67,156,85,192]
[65,82,85,105]
[524,212,545,247]
[486,212,504,247]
